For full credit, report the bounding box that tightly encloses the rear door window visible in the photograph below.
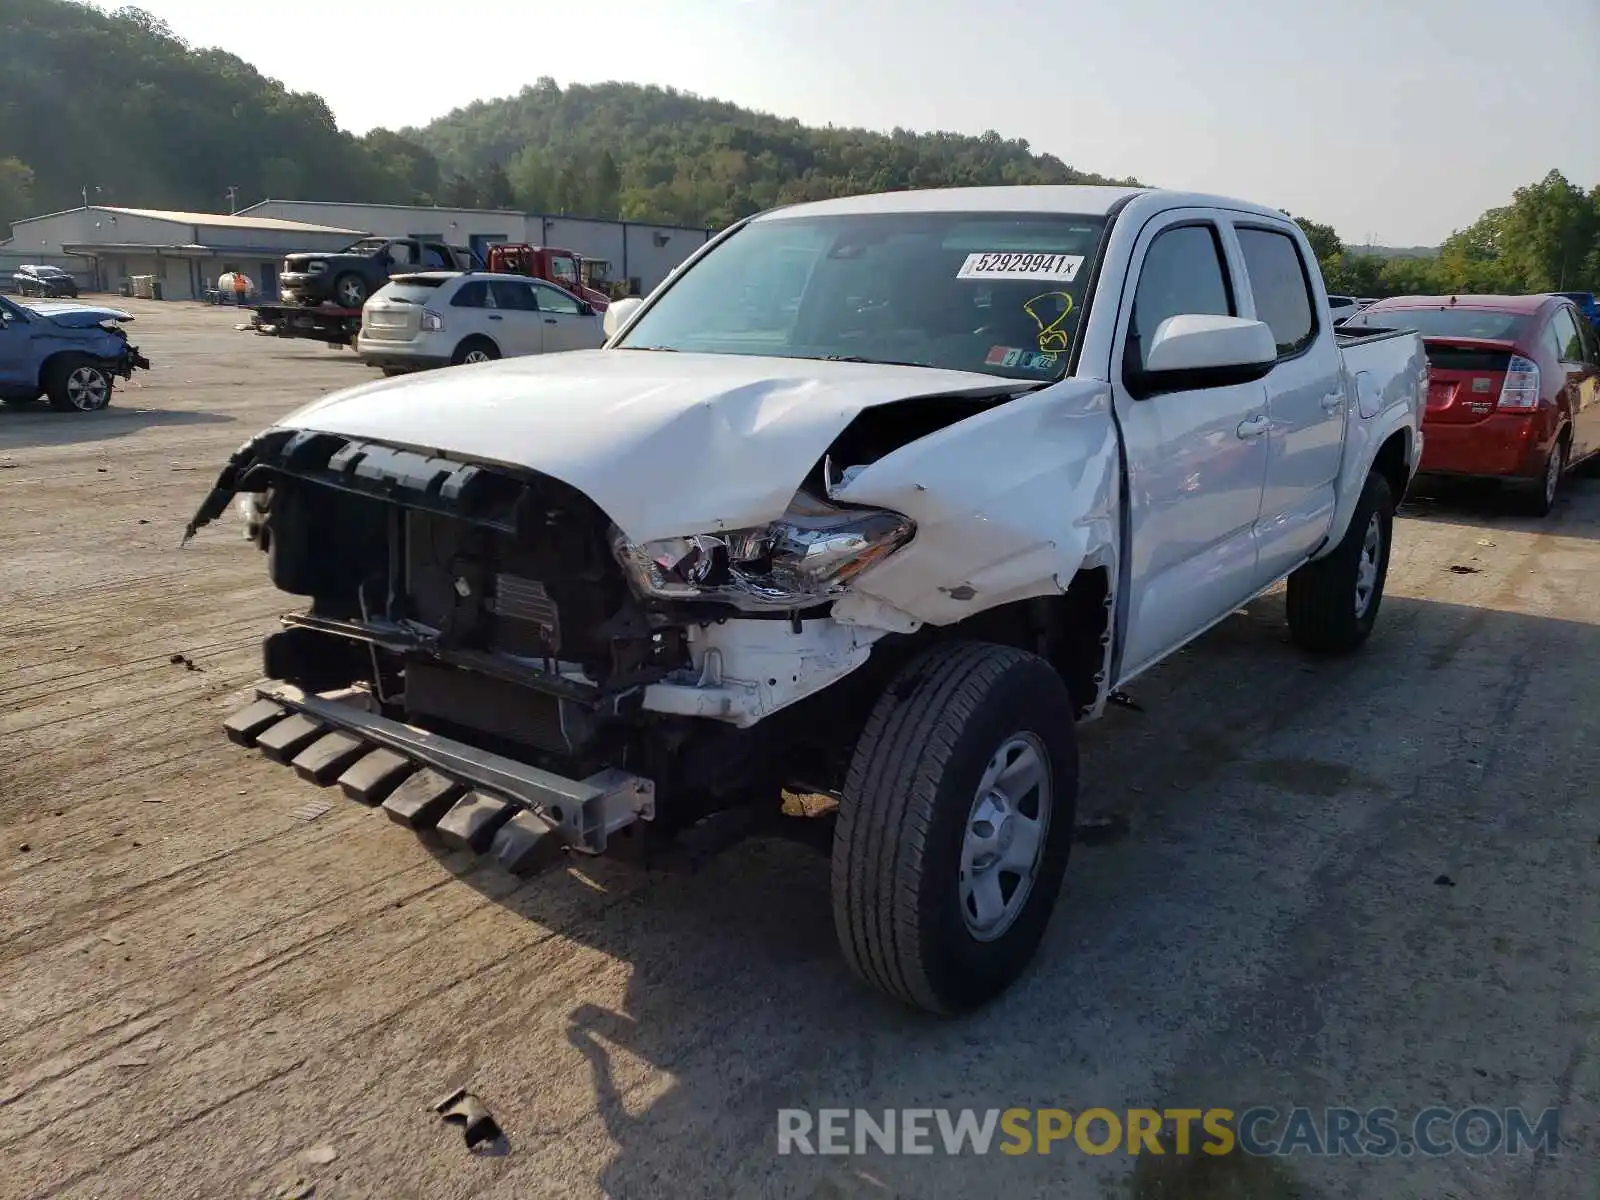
[1236,227,1317,356]
[489,280,538,311]
[1547,307,1583,361]
[451,281,493,309]
[1577,315,1600,365]
[1126,224,1235,373]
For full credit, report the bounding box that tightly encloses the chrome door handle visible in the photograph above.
[544,318,557,325]
[1321,391,1345,412]
[488,314,503,321]
[1236,414,1270,439]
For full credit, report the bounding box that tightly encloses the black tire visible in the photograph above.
[333,273,368,309]
[451,337,500,366]
[833,641,1079,1014]
[1520,436,1567,518]
[1286,469,1394,655]
[44,355,114,413]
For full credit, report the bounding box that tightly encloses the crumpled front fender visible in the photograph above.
[827,379,1120,628]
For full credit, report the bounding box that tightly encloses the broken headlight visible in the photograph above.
[614,490,914,612]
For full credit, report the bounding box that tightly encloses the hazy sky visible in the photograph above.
[126,0,1598,246]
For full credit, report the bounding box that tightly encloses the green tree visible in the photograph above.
[1287,213,1343,264]
[0,156,35,236]
[1494,170,1597,291]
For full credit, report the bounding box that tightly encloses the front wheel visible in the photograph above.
[833,642,1079,1014]
[45,356,115,413]
[1286,469,1394,655]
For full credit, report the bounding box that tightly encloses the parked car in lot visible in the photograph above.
[12,264,80,298]
[188,185,1425,1015]
[0,294,149,412]
[355,272,606,373]
[280,237,477,309]
[1554,291,1599,329]
[1327,294,1361,324]
[1345,294,1600,514]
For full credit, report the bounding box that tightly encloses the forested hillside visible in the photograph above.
[0,0,439,232]
[403,77,1139,229]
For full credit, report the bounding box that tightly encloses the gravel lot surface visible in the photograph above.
[1,299,1594,1199]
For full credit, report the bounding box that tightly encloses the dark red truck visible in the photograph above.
[1345,294,1600,515]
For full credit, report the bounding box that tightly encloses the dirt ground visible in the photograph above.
[0,298,1595,1200]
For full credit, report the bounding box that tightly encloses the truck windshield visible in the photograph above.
[616,211,1108,380]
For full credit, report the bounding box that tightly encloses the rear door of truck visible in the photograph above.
[1226,218,1346,583]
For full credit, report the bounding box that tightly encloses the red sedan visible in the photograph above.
[1344,294,1600,515]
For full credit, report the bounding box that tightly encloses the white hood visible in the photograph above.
[277,350,1023,543]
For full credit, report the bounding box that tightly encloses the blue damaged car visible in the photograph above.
[0,294,150,413]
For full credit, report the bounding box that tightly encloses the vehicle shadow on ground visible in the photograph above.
[0,404,234,450]
[405,588,1598,1199]
[1400,472,1600,541]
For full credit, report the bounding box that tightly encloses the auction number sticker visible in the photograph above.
[958,252,1085,282]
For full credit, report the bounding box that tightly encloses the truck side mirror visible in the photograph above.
[1136,314,1277,394]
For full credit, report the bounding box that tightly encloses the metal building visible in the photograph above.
[1,207,364,300]
[238,201,714,295]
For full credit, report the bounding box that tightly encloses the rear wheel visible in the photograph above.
[451,337,499,366]
[832,642,1079,1014]
[1521,436,1567,518]
[1286,469,1393,655]
[45,356,114,413]
[333,273,368,308]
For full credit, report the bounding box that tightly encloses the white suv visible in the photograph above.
[356,272,606,373]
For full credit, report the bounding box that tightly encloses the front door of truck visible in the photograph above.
[1110,213,1270,679]
[1229,220,1346,583]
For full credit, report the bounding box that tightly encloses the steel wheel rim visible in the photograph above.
[959,731,1052,942]
[338,279,363,307]
[66,366,109,411]
[1544,447,1561,504]
[1354,512,1382,617]
[463,349,491,364]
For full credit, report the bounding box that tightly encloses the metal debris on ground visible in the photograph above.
[1477,538,1496,547]
[433,1087,504,1150]
[1449,564,1481,574]
[291,800,334,823]
[1108,690,1144,712]
[1434,874,1456,887]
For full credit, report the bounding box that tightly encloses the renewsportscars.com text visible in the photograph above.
[776,1106,1561,1158]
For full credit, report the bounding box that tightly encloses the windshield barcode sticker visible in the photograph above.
[957,252,1085,282]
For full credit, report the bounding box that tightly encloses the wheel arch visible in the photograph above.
[36,348,111,394]
[453,333,500,361]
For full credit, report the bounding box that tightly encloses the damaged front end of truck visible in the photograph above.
[183,365,1122,876]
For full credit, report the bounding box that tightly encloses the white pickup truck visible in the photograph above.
[187,185,1426,1015]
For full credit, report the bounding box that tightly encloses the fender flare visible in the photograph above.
[1315,409,1415,562]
